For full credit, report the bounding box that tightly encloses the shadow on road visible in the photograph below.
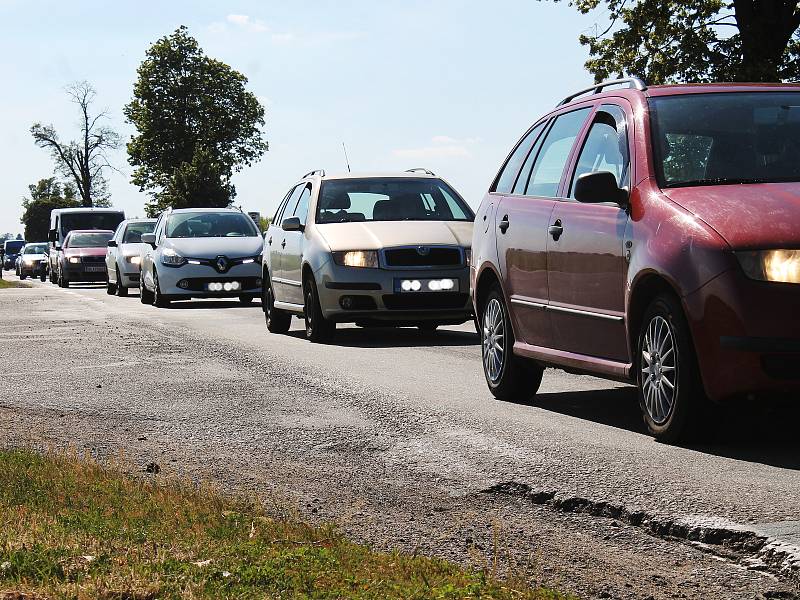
[160,300,263,310]
[531,386,800,470]
[285,326,480,348]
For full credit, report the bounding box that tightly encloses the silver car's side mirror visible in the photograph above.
[141,233,156,246]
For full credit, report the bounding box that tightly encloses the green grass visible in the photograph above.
[0,449,570,599]
[0,278,29,289]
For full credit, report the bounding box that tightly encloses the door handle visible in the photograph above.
[281,239,286,249]
[548,219,563,241]
[268,236,272,246]
[499,215,510,234]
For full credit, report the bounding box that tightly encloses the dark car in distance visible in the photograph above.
[2,239,26,271]
[56,230,115,288]
[471,79,800,442]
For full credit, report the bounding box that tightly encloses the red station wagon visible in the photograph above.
[471,79,800,442]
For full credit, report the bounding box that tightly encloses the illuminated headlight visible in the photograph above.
[126,255,141,265]
[23,258,36,266]
[68,256,80,264]
[736,250,800,284]
[160,247,186,266]
[332,250,379,268]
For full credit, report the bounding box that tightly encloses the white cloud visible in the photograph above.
[392,136,478,160]
[225,14,269,33]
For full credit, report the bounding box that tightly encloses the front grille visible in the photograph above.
[383,247,462,268]
[382,292,468,310]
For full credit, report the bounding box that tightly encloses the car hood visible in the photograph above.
[316,221,474,251]
[64,247,106,257]
[662,182,800,250]
[119,242,149,256]
[164,236,264,259]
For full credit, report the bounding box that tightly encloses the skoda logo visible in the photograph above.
[215,256,229,272]
[416,246,430,256]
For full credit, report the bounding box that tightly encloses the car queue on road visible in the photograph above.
[15,79,800,444]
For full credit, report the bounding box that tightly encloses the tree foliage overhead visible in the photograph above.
[124,26,267,217]
[31,82,118,207]
[20,178,81,242]
[564,0,800,83]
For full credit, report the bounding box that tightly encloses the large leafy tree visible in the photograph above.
[125,26,267,217]
[31,82,118,207]
[565,0,800,83]
[20,178,80,242]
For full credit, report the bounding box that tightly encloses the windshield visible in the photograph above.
[23,243,48,255]
[165,212,259,238]
[60,212,125,237]
[316,178,474,224]
[650,92,800,187]
[4,241,25,253]
[67,232,113,248]
[123,221,155,243]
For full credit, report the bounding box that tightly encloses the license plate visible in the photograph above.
[85,266,106,272]
[394,278,460,293]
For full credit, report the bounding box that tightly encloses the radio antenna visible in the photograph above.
[342,142,352,173]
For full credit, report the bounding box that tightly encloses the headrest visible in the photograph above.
[321,191,351,210]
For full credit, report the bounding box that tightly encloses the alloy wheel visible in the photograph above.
[640,315,678,425]
[482,297,505,384]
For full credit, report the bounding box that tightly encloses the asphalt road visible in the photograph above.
[1,274,799,599]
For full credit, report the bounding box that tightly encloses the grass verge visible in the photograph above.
[0,449,570,599]
[0,279,29,289]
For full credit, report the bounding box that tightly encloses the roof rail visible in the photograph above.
[302,169,326,179]
[405,168,436,176]
[557,77,647,107]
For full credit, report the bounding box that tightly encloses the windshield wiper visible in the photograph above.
[665,177,774,188]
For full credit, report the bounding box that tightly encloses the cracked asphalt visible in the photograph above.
[1,276,799,599]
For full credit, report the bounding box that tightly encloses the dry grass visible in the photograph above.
[0,279,29,289]
[0,449,571,599]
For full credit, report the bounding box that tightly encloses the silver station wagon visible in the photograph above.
[262,169,475,342]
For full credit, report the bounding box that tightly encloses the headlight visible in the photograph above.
[24,258,35,266]
[68,256,80,264]
[126,255,141,265]
[332,250,379,268]
[160,248,186,266]
[736,250,800,284]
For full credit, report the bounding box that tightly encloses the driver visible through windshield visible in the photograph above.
[166,212,259,238]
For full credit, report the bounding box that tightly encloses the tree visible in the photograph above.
[31,82,119,207]
[20,178,80,242]
[124,26,267,217]
[562,0,800,83]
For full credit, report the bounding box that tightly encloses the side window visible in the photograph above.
[493,121,545,194]
[114,222,125,242]
[291,185,312,226]
[277,185,303,225]
[512,121,550,195]
[569,105,630,197]
[527,107,591,197]
[272,189,293,225]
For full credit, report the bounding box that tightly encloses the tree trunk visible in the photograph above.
[734,0,800,81]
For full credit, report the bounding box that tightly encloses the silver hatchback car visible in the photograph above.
[262,169,475,342]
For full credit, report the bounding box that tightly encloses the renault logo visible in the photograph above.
[416,246,430,256]
[215,256,229,272]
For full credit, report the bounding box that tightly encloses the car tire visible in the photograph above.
[40,270,46,282]
[115,268,128,297]
[49,267,56,284]
[263,275,291,333]
[106,279,117,295]
[418,323,439,333]
[304,275,334,343]
[480,286,544,401]
[58,266,69,288]
[140,274,154,304]
[152,269,170,308]
[19,272,26,281]
[636,294,706,443]
[239,295,254,305]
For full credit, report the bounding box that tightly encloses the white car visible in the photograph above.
[139,208,264,307]
[105,218,156,296]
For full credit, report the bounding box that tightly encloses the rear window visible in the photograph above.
[650,92,800,187]
[316,178,473,223]
[68,232,113,248]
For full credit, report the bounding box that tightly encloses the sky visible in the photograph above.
[0,0,606,236]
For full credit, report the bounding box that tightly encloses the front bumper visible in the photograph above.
[20,261,47,276]
[316,261,472,324]
[683,268,800,401]
[65,263,108,282]
[156,261,262,299]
